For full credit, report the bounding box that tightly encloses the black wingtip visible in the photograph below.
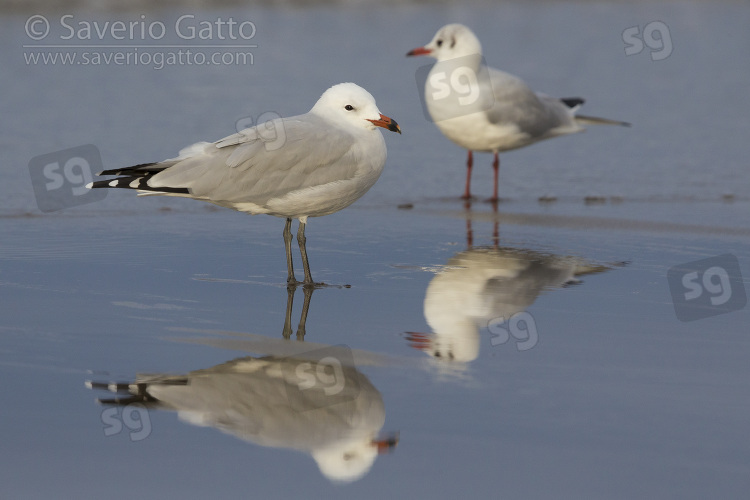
[87,176,190,194]
[99,162,160,177]
[561,97,585,108]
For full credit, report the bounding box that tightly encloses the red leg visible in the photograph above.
[464,199,473,248]
[491,152,500,202]
[462,150,473,199]
[492,199,499,248]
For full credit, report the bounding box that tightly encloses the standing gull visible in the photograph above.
[88,83,400,287]
[407,24,628,201]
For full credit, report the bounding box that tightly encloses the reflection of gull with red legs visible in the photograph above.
[408,247,616,364]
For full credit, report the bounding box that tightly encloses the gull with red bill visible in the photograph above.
[408,24,629,201]
[88,82,400,287]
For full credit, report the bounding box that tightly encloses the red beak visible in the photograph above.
[367,113,401,134]
[406,47,432,57]
[373,432,400,454]
[405,332,432,351]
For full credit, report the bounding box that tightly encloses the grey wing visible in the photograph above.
[483,68,573,138]
[148,114,357,205]
[175,357,380,449]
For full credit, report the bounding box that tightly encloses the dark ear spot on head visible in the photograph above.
[450,36,456,48]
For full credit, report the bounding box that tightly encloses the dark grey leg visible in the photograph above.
[283,218,297,285]
[297,220,315,285]
[282,286,295,339]
[296,286,314,341]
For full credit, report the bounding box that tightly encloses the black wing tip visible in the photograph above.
[561,97,585,108]
[98,162,161,177]
[87,379,160,406]
[88,176,189,194]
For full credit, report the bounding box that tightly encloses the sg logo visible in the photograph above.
[429,65,481,107]
[682,267,732,306]
[29,144,106,212]
[295,356,346,397]
[415,54,494,122]
[282,345,360,412]
[234,111,287,152]
[488,311,539,351]
[43,157,93,196]
[668,254,746,322]
[101,404,152,442]
[623,21,673,61]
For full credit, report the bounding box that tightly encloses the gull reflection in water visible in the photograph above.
[88,287,398,483]
[407,208,623,368]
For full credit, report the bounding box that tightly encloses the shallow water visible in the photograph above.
[2,1,750,498]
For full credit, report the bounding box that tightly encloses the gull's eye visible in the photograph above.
[436,39,443,47]
[345,105,354,111]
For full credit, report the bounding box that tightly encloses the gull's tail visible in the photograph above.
[574,260,629,277]
[86,161,189,194]
[87,176,189,194]
[575,114,631,127]
[85,375,187,406]
[558,97,630,127]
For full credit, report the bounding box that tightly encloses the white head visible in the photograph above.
[407,23,483,61]
[312,433,398,483]
[312,440,379,483]
[311,82,400,134]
